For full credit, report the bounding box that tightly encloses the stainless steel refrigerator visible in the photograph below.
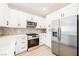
[51,15,79,56]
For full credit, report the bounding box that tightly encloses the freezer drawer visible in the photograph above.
[51,41,60,56]
[60,43,77,56]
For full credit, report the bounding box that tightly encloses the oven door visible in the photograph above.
[28,38,39,48]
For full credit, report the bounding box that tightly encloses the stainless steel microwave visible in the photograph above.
[27,21,37,28]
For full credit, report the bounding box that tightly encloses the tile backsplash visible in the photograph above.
[0,27,37,36]
[0,28,4,36]
[0,27,47,36]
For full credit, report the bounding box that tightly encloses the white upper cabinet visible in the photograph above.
[0,3,47,28]
[0,6,4,26]
[8,8,18,28]
[47,10,61,21]
[17,11,26,28]
[47,4,78,20]
[61,4,77,18]
[36,17,47,28]
[9,8,27,28]
[0,3,9,27]
[36,18,41,28]
[26,14,38,22]
[77,4,79,15]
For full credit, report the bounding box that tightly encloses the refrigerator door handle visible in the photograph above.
[58,27,61,41]
[59,28,61,41]
[58,27,60,41]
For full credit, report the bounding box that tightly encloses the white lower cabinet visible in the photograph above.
[39,33,52,48]
[39,33,46,45]
[15,35,27,54]
[45,33,52,48]
[39,34,44,45]
[15,44,27,54]
[0,36,16,56]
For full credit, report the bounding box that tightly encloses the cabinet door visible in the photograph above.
[61,4,77,18]
[17,13,26,28]
[77,4,79,15]
[3,4,9,27]
[20,19,26,28]
[36,21,41,28]
[47,9,61,21]
[0,6,4,26]
[0,4,9,27]
[40,21,44,28]
[40,33,52,48]
[8,8,18,28]
[36,19,46,28]
[39,34,44,44]
[45,33,52,48]
[15,35,27,54]
[15,43,27,54]
[36,17,43,28]
[39,34,46,45]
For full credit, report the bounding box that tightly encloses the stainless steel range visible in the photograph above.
[27,33,39,50]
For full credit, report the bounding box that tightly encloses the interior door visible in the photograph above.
[60,15,77,56]
[52,19,60,56]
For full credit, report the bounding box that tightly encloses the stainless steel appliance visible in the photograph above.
[52,15,79,56]
[27,33,39,50]
[27,21,37,28]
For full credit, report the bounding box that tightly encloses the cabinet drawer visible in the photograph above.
[17,37,27,41]
[15,35,28,54]
[15,45,27,54]
[21,46,27,50]
[21,41,27,44]
[0,53,10,56]
[16,38,27,43]
[16,40,27,45]
[16,41,27,47]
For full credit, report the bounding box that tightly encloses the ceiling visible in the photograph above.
[8,3,71,18]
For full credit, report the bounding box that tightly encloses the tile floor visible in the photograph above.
[16,44,55,56]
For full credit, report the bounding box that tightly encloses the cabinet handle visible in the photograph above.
[62,13,64,17]
[0,54,8,56]
[18,24,21,26]
[40,25,41,28]
[21,47,26,49]
[21,38,25,39]
[61,13,64,17]
[21,42,26,43]
[15,42,17,45]
[6,21,9,25]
